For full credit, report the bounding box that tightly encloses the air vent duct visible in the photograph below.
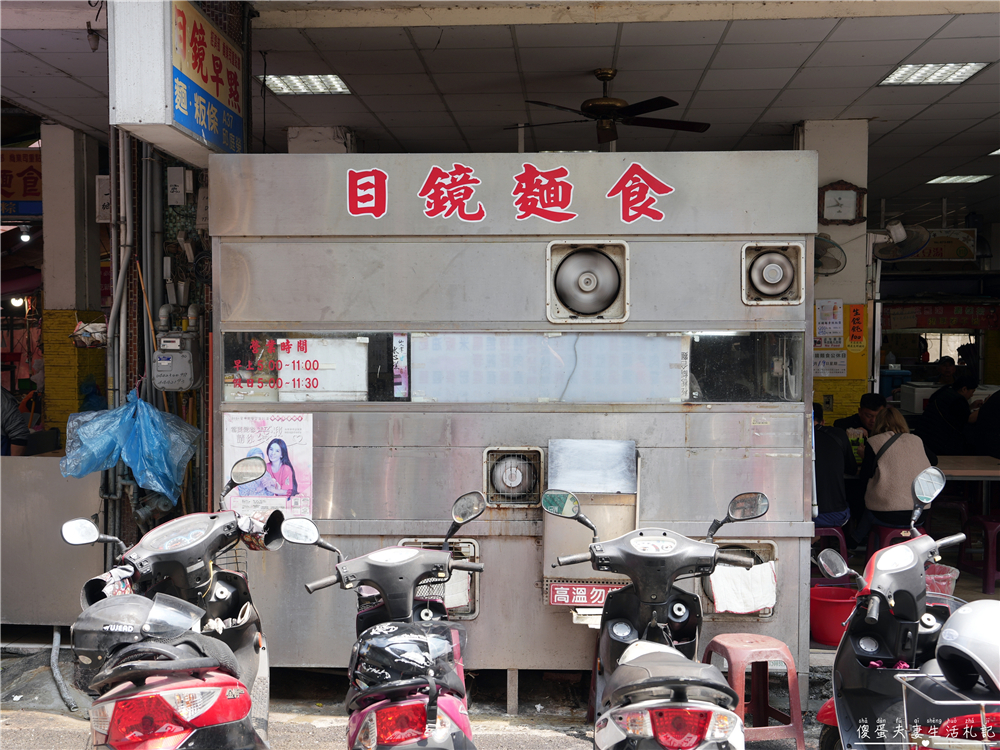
[484,447,543,507]
[741,243,805,306]
[547,241,629,323]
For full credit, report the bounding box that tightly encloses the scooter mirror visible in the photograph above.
[61,518,100,545]
[281,517,321,545]
[912,466,945,509]
[727,492,769,521]
[231,456,267,485]
[817,548,851,579]
[541,490,580,518]
[452,491,487,524]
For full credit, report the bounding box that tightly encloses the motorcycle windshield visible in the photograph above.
[143,593,205,638]
[350,622,467,692]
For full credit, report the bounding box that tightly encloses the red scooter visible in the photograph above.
[61,456,284,750]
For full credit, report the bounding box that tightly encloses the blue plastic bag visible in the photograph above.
[61,390,201,504]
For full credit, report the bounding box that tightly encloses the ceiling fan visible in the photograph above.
[515,68,711,144]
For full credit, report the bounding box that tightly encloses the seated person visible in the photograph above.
[813,403,858,529]
[972,392,999,459]
[834,392,886,438]
[856,406,937,537]
[935,355,957,385]
[921,375,981,456]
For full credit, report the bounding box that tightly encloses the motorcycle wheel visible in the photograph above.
[820,724,843,750]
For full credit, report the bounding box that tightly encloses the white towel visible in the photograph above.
[709,561,777,613]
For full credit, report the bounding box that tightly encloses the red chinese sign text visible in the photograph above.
[347,168,388,219]
[417,163,486,221]
[606,163,674,223]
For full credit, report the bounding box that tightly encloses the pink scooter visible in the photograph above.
[282,492,486,750]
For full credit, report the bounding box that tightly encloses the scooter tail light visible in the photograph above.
[705,710,739,741]
[357,711,377,750]
[159,687,223,723]
[90,699,114,735]
[106,694,193,750]
[649,707,713,749]
[613,709,654,738]
[375,702,428,745]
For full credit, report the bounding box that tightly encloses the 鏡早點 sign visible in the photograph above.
[172,1,243,154]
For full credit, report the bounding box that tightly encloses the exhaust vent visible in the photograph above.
[741,243,805,306]
[547,241,629,323]
[484,447,543,507]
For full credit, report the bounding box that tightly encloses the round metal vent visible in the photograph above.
[554,248,620,314]
[490,455,536,498]
[748,251,794,296]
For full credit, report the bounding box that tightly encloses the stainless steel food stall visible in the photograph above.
[209,151,818,693]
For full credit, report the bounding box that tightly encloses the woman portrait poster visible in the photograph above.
[222,413,313,518]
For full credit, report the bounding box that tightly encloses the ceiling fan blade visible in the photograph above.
[503,119,590,130]
[596,120,618,144]
[622,116,711,133]
[525,100,589,117]
[617,96,679,118]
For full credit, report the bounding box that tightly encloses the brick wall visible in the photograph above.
[44,309,107,440]
[812,378,869,423]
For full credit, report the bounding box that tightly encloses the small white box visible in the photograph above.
[900,382,940,414]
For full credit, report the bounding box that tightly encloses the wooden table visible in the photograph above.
[936,455,1000,515]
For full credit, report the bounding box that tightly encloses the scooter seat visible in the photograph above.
[604,646,737,710]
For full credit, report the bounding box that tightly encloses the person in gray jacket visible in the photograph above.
[1,387,29,456]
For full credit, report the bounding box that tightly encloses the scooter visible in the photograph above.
[541,487,769,750]
[281,491,487,750]
[60,456,285,750]
[814,466,986,750]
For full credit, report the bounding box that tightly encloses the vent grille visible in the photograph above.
[741,243,805,306]
[484,447,544,507]
[398,538,480,619]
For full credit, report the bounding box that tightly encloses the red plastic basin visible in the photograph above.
[810,586,858,647]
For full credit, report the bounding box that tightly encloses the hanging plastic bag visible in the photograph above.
[121,390,201,503]
[61,390,201,504]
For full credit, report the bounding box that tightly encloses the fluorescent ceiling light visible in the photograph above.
[926,175,992,184]
[540,150,598,154]
[990,148,1000,156]
[256,74,350,95]
[879,63,988,85]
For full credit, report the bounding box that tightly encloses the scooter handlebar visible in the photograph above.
[450,559,485,573]
[716,551,754,569]
[554,551,592,567]
[304,570,341,594]
[935,533,966,551]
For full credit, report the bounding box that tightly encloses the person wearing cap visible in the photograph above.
[935,355,957,385]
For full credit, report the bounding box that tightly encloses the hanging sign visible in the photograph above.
[907,229,977,261]
[1,149,42,219]
[846,304,866,353]
[171,1,244,154]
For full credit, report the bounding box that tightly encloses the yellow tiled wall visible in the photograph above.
[44,309,107,441]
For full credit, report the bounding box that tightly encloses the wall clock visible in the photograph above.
[818,180,867,226]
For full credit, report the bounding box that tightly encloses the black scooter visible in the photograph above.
[814,466,977,750]
[60,456,285,750]
[282,491,487,750]
[541,488,769,750]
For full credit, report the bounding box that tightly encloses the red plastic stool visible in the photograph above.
[811,526,850,585]
[866,525,926,561]
[957,515,1000,595]
[702,634,805,750]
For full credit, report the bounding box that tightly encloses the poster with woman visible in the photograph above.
[222,413,313,518]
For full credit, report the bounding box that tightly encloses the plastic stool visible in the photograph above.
[811,526,850,585]
[702,634,805,750]
[957,515,1000,595]
[866,525,926,561]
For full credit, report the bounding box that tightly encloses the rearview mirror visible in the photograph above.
[541,490,580,518]
[817,548,851,580]
[727,492,769,522]
[912,467,945,509]
[231,456,267,485]
[61,518,100,545]
[452,491,487,524]
[282,517,320,545]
